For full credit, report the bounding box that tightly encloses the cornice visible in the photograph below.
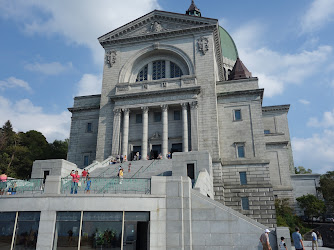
[217,88,264,98]
[74,94,101,100]
[221,158,270,166]
[216,77,259,85]
[109,86,201,101]
[68,105,100,113]
[262,105,290,113]
[266,141,289,146]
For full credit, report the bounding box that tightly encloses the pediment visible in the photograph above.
[98,10,217,45]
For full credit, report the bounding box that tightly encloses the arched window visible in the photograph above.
[136,65,148,82]
[136,60,183,82]
[152,60,166,80]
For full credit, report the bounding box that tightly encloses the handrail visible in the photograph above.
[131,160,156,178]
[141,159,156,173]
[0,178,45,195]
[130,165,145,178]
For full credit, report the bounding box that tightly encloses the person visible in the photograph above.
[292,227,304,250]
[70,170,80,194]
[120,155,123,163]
[119,167,124,184]
[85,177,91,194]
[259,229,271,250]
[82,169,88,184]
[279,236,287,250]
[128,163,131,173]
[10,182,17,195]
[311,230,318,250]
[0,173,7,195]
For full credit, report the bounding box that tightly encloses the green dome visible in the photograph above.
[219,26,238,61]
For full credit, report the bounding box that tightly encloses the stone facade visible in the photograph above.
[67,9,295,227]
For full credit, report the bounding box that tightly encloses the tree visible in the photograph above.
[296,194,325,221]
[48,139,68,159]
[295,166,312,174]
[318,171,334,214]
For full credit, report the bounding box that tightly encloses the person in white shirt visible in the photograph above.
[279,237,287,250]
[311,230,318,250]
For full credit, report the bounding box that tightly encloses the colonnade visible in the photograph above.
[111,101,198,160]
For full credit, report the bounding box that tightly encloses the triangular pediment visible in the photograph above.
[98,10,217,45]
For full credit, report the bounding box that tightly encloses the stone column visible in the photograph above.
[111,108,121,156]
[141,106,149,160]
[161,104,168,159]
[190,101,199,151]
[122,108,130,159]
[181,102,189,152]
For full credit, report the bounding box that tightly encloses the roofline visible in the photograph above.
[74,94,101,100]
[262,105,290,112]
[219,26,239,58]
[98,9,218,41]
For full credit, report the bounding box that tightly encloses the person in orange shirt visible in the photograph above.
[70,170,80,194]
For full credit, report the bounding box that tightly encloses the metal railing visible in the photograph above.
[60,177,151,195]
[0,178,45,195]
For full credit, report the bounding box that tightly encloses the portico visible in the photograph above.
[111,101,198,160]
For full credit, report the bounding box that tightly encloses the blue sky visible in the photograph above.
[0,0,334,174]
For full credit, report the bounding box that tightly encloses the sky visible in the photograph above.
[0,0,334,174]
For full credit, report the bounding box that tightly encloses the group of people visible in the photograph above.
[260,227,320,250]
[70,169,91,194]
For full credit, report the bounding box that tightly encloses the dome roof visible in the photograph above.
[219,26,238,62]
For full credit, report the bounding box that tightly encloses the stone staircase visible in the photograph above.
[89,159,173,178]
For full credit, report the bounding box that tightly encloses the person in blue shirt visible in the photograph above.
[292,227,304,250]
[85,177,91,194]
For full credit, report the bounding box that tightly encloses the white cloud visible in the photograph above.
[298,99,310,105]
[25,61,72,75]
[0,77,32,92]
[232,22,333,98]
[307,109,334,128]
[0,0,160,64]
[76,74,102,96]
[301,0,334,33]
[292,129,334,174]
[0,96,70,142]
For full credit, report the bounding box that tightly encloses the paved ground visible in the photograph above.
[291,241,333,249]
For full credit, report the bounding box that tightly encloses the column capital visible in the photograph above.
[161,104,168,111]
[113,108,122,116]
[181,102,188,110]
[190,101,198,110]
[141,106,149,114]
[122,108,130,115]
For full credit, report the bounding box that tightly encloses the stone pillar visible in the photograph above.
[190,101,199,151]
[36,211,57,250]
[181,103,189,152]
[141,106,149,160]
[111,108,121,156]
[122,108,129,159]
[161,104,168,159]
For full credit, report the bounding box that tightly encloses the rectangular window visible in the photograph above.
[0,212,16,249]
[84,155,89,166]
[241,197,249,210]
[234,110,242,121]
[15,212,40,249]
[174,110,181,120]
[264,130,270,134]
[136,114,142,123]
[237,145,245,158]
[87,122,92,132]
[54,212,81,249]
[154,112,161,122]
[240,172,247,185]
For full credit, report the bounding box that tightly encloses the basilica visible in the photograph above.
[0,2,296,249]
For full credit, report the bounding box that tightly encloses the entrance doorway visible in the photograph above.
[123,221,149,250]
[132,146,141,160]
[151,144,161,159]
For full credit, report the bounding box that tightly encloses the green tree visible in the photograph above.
[294,166,312,174]
[318,171,334,214]
[48,139,68,159]
[296,194,325,221]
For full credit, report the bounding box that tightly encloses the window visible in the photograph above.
[84,155,89,166]
[136,65,148,82]
[170,62,183,78]
[241,197,249,210]
[154,112,161,122]
[264,130,270,134]
[136,60,184,82]
[174,110,181,120]
[152,60,166,80]
[236,144,245,158]
[136,114,142,123]
[234,110,242,121]
[87,122,92,132]
[240,172,247,185]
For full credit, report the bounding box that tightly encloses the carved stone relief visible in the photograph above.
[149,21,164,33]
[105,50,117,67]
[197,36,209,55]
[190,101,198,110]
